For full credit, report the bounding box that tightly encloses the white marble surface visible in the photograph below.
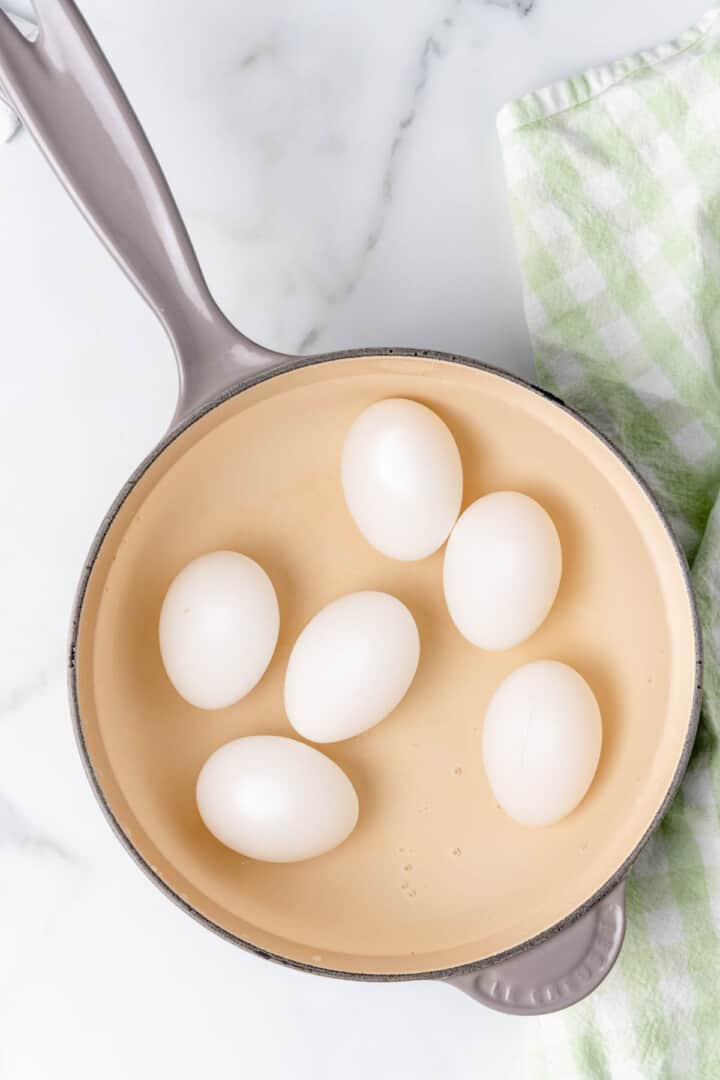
[0,1,711,1076]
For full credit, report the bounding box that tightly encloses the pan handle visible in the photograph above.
[446,881,626,1016]
[0,1,282,419]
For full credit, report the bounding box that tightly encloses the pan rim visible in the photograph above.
[68,346,703,983]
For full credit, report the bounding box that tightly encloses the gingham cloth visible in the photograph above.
[498,10,720,1078]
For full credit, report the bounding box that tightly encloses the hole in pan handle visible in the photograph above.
[446,881,626,1016]
[0,0,285,420]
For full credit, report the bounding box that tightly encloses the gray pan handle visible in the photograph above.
[447,882,626,1015]
[0,0,282,419]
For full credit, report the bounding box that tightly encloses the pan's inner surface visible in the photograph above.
[75,355,697,975]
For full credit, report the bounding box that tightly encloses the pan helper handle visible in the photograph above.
[0,0,280,418]
[447,881,626,1015]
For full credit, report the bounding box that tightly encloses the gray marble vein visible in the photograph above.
[296,0,538,352]
[485,0,536,14]
[0,660,63,720]
[0,791,75,862]
[297,2,463,351]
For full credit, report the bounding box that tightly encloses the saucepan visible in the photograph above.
[0,0,701,1015]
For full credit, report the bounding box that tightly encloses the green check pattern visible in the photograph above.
[498,10,720,1078]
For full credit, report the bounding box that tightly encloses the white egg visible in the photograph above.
[483,661,602,826]
[443,491,562,650]
[342,398,463,561]
[285,591,420,743]
[196,735,359,861]
[159,551,279,710]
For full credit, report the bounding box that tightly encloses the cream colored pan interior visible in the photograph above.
[74,354,698,976]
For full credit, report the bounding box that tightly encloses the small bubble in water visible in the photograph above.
[400,881,409,891]
[451,847,462,857]
[403,863,413,872]
[407,889,416,899]
[453,766,463,776]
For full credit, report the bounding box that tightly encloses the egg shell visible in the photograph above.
[159,551,279,710]
[341,398,463,561]
[482,660,602,827]
[443,491,562,651]
[285,591,420,743]
[196,735,359,862]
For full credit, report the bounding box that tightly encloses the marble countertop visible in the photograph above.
[0,1,711,1076]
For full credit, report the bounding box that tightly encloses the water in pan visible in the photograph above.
[74,354,696,975]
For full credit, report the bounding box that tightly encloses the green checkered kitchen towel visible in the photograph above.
[498,9,720,1079]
